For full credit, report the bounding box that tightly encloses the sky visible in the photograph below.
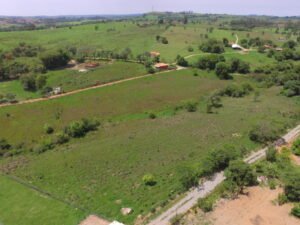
[1,0,300,17]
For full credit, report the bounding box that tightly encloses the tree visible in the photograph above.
[35,75,47,90]
[20,74,37,91]
[225,160,256,193]
[177,166,198,191]
[215,62,231,80]
[196,54,225,70]
[40,50,70,70]
[206,93,222,114]
[249,123,281,144]
[176,55,188,67]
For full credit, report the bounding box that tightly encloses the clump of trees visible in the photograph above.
[225,160,257,194]
[64,118,100,138]
[156,35,169,44]
[40,50,70,70]
[176,55,188,67]
[20,74,47,92]
[249,123,282,144]
[199,39,224,54]
[196,54,225,70]
[219,83,254,98]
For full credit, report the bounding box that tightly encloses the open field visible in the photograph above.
[1,70,299,223]
[0,175,85,225]
[0,13,299,225]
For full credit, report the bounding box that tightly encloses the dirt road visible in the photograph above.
[147,125,300,225]
[0,68,179,108]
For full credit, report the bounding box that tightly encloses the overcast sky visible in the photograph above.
[2,0,299,17]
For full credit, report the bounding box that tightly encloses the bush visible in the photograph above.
[220,83,253,98]
[34,138,55,154]
[170,213,184,225]
[148,113,157,119]
[44,124,54,134]
[198,197,214,212]
[249,123,281,144]
[203,146,241,175]
[142,174,157,186]
[277,193,288,205]
[54,132,70,145]
[291,139,300,156]
[184,101,198,112]
[266,147,277,162]
[64,118,100,138]
[291,204,300,218]
[0,139,11,157]
[284,170,300,202]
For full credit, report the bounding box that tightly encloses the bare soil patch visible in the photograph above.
[79,215,110,225]
[208,187,298,225]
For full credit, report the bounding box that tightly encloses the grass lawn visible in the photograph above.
[0,175,86,225]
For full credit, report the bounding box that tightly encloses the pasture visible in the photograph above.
[0,175,85,225]
[1,68,299,224]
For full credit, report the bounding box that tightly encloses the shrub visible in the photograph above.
[291,139,300,156]
[284,170,300,202]
[142,174,157,186]
[277,193,288,205]
[64,118,100,138]
[44,124,54,134]
[225,160,257,193]
[249,123,281,144]
[198,197,214,212]
[148,113,157,119]
[34,138,55,154]
[170,213,184,225]
[203,146,241,175]
[220,83,254,98]
[266,147,277,162]
[184,101,198,112]
[177,166,199,191]
[0,139,11,157]
[291,204,300,218]
[54,132,70,145]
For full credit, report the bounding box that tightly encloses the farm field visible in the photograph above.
[1,69,299,224]
[0,175,86,225]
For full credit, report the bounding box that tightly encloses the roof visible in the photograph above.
[150,51,160,57]
[154,63,169,68]
[232,44,242,49]
[109,221,125,225]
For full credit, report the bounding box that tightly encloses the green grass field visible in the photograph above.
[0,68,299,224]
[0,175,85,225]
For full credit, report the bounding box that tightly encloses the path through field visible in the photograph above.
[0,68,180,108]
[147,125,300,225]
